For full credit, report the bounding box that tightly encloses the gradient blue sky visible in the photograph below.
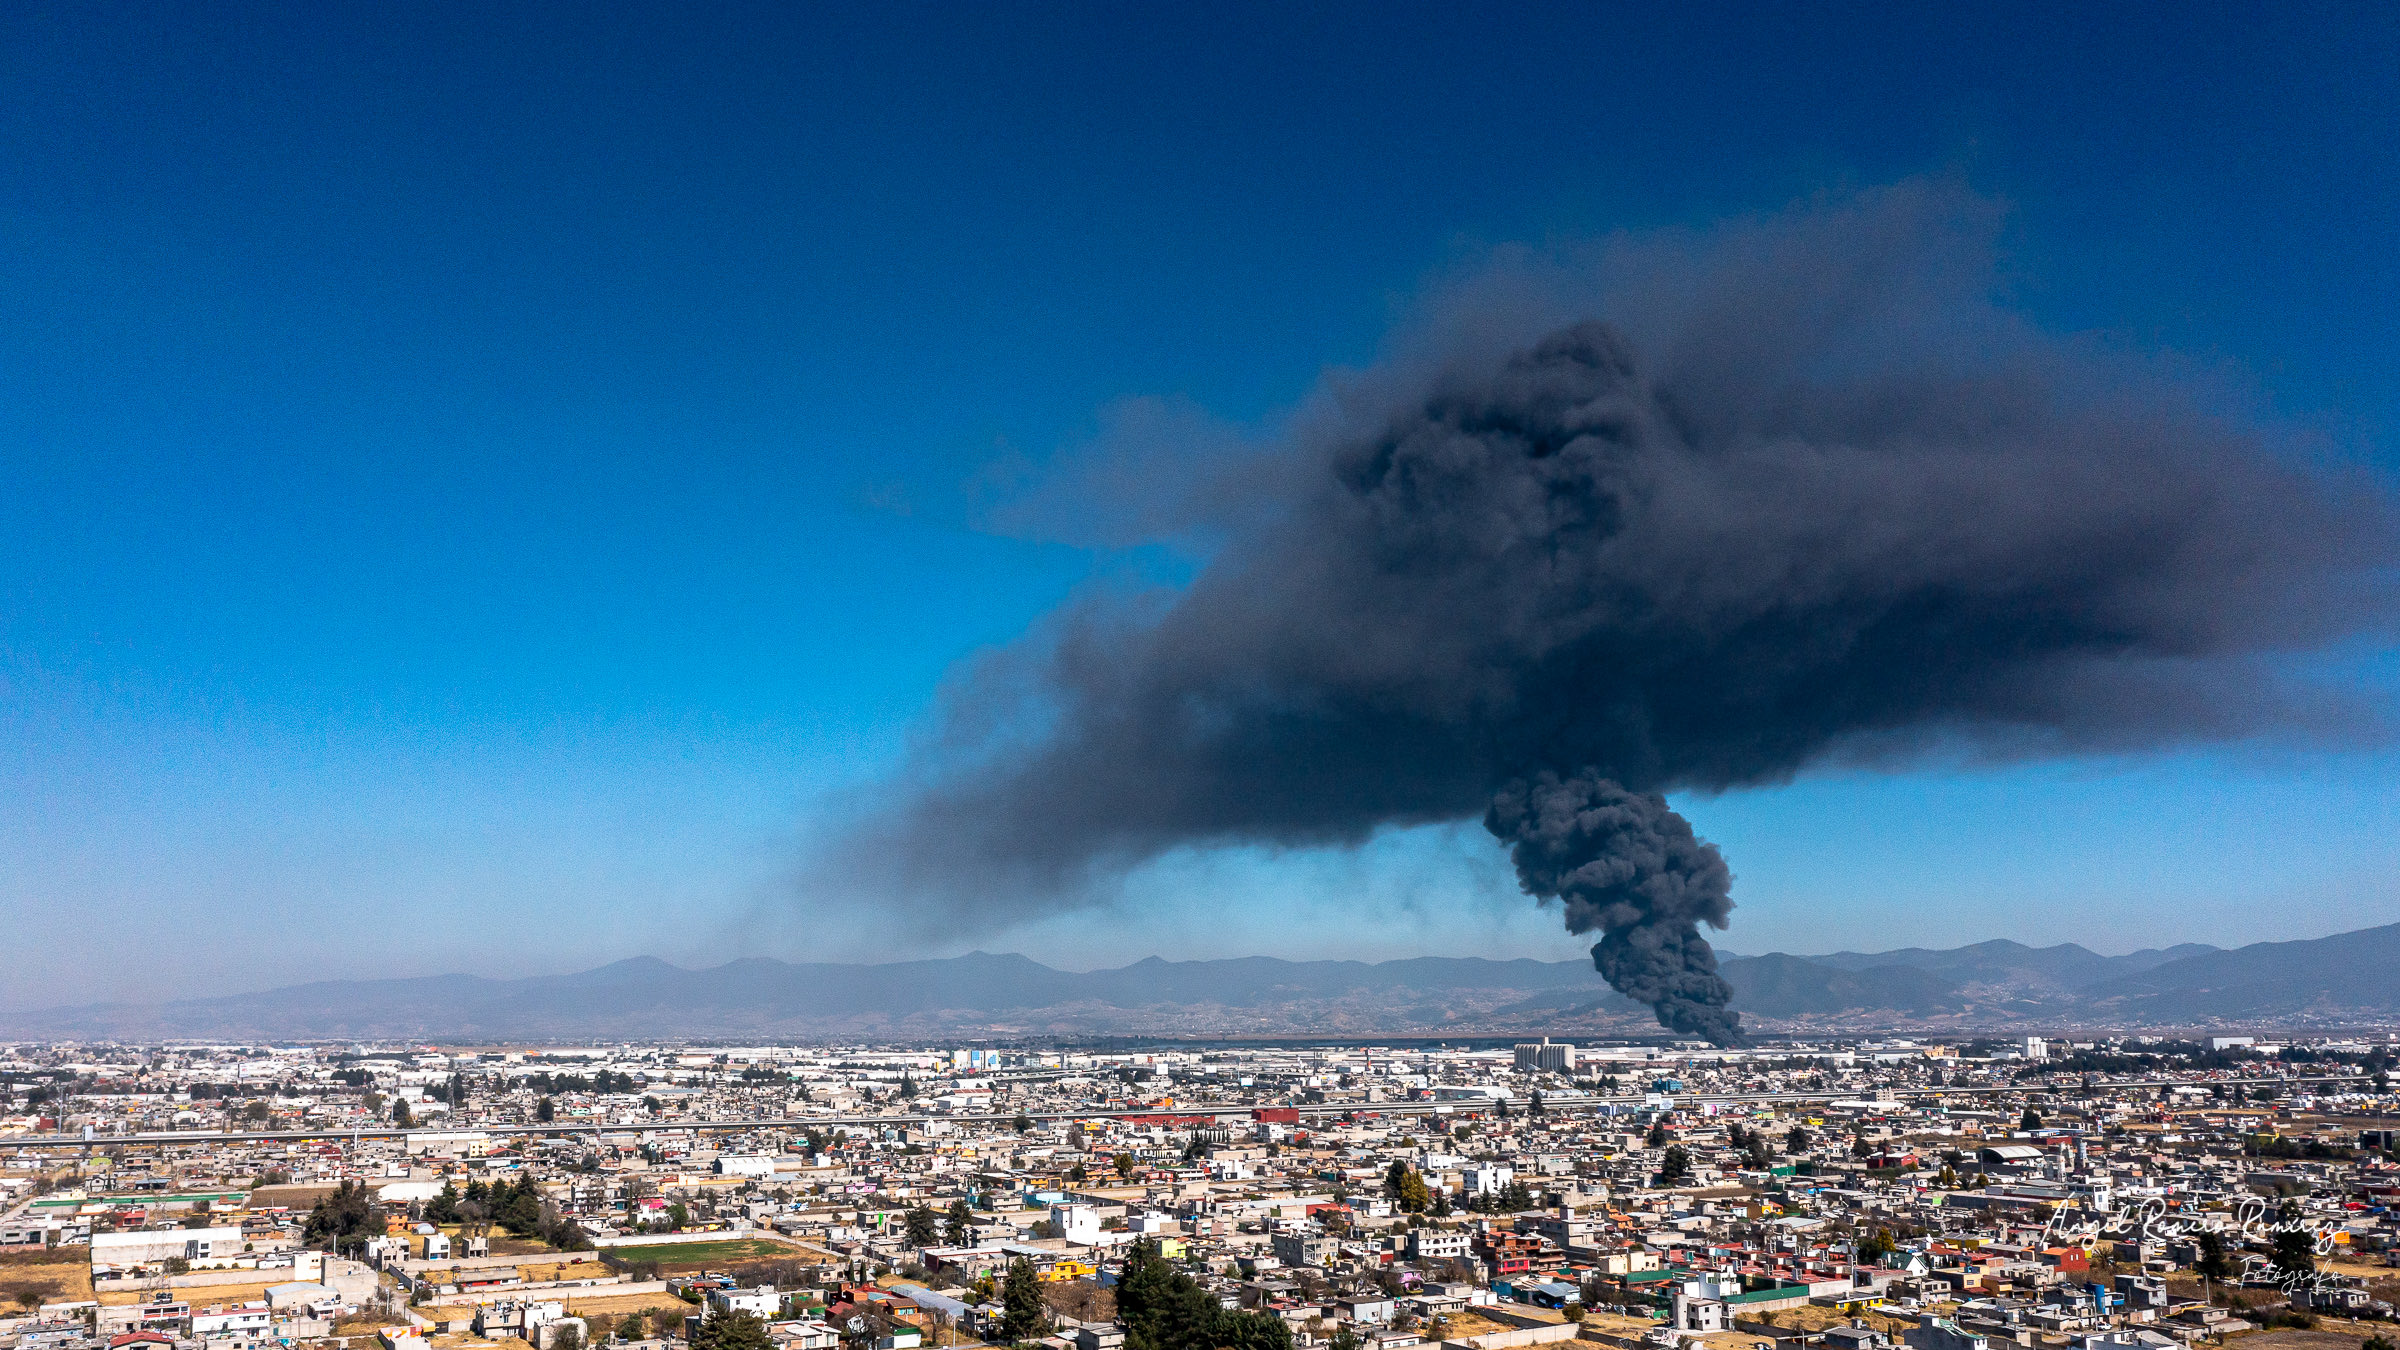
[3,3,2398,1008]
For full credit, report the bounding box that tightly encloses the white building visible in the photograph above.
[710,1287,782,1319]
[192,1304,274,1337]
[1461,1165,1515,1196]
[1513,1040,1577,1074]
[1406,1229,1470,1261]
[265,1282,340,1314]
[771,1321,841,1350]
[92,1227,247,1267]
[1048,1203,1102,1245]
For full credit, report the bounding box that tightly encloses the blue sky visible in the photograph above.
[2,3,2397,1007]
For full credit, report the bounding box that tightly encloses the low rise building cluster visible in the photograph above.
[4,1036,2397,1350]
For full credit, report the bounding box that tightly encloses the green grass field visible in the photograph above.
[608,1239,794,1268]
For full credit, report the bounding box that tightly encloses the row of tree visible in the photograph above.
[422,1174,592,1249]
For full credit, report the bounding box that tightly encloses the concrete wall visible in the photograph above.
[424,1278,671,1307]
[1444,1322,1585,1350]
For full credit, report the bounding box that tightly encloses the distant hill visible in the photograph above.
[1719,953,1963,1017]
[2084,922,2400,1021]
[11,924,2396,1041]
[1798,939,2221,999]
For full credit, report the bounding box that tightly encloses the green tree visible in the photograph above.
[2271,1205,2316,1280]
[1528,1091,1545,1116]
[691,1308,774,1350]
[904,1205,940,1248]
[1659,1146,1691,1185]
[2020,1107,2043,1131]
[944,1197,973,1245]
[900,1074,918,1099]
[665,1201,689,1231]
[1746,1137,1774,1171]
[1116,1239,1291,1350]
[537,1097,556,1123]
[426,1181,460,1225]
[302,1178,381,1255]
[1001,1257,1047,1341]
[1785,1126,1810,1153]
[2195,1229,2235,1281]
[393,1098,413,1128]
[1857,1228,1896,1264]
[1012,1113,1033,1134]
[1646,1121,1669,1148]
[1328,1328,1362,1350]
[1113,1153,1136,1179]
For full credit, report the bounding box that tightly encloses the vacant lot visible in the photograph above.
[2239,1324,2395,1350]
[606,1238,793,1270]
[1754,1305,1918,1337]
[0,1252,95,1309]
[426,1226,558,1258]
[99,1279,283,1309]
[564,1293,685,1318]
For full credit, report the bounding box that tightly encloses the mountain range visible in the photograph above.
[9,920,2398,1041]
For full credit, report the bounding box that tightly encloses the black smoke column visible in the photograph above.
[1486,770,1741,1044]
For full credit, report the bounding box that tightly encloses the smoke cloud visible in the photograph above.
[1487,771,1739,1043]
[824,184,2394,1043]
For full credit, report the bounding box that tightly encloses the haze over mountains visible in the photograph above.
[11,923,2396,1042]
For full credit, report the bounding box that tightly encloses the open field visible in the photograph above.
[0,1252,95,1308]
[2236,1323,2397,1350]
[604,1238,795,1269]
[1751,1305,1919,1337]
[563,1293,688,1317]
[422,1226,560,1259]
[1443,1312,1538,1339]
[99,1279,281,1308]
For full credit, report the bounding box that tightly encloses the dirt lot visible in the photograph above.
[1751,1305,1919,1337]
[1568,1312,1657,1338]
[0,1251,96,1309]
[98,1279,282,1308]
[514,1260,610,1283]
[2233,1323,2396,1350]
[563,1293,688,1317]
[1441,1311,1546,1339]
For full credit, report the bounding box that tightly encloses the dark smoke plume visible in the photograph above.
[1487,771,1740,1043]
[824,186,2394,1044]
